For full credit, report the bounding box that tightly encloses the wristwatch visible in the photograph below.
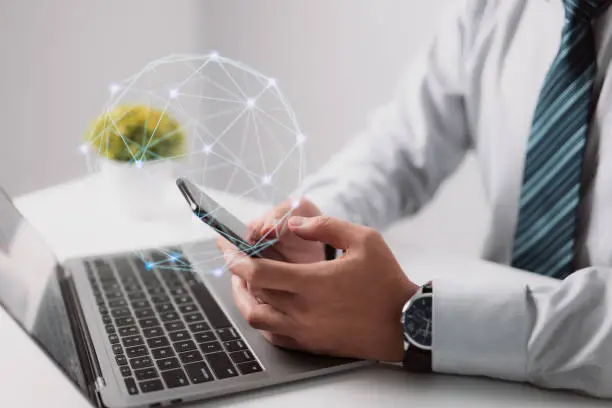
[401,281,433,372]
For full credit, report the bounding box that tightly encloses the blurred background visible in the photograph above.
[0,0,488,257]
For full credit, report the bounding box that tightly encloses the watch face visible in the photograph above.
[404,296,432,348]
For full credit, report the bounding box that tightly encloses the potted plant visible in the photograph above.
[85,104,186,219]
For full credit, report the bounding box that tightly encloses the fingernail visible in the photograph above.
[289,216,305,227]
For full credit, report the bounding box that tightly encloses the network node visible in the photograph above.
[134,160,144,168]
[79,143,89,154]
[168,253,180,263]
[267,77,277,87]
[169,88,179,99]
[296,133,307,144]
[291,198,301,209]
[246,98,256,109]
[145,262,153,271]
[212,267,224,277]
[109,83,120,95]
[209,51,220,61]
[262,175,271,184]
[203,145,212,154]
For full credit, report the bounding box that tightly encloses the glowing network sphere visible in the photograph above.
[83,53,306,276]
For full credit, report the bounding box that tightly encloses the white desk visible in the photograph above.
[0,175,609,408]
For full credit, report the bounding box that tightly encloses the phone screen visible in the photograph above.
[176,178,283,260]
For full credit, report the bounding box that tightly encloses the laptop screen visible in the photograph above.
[0,190,91,402]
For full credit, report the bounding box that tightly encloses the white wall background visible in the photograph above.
[0,0,488,257]
[201,0,489,256]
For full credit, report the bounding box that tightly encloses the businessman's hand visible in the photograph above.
[218,215,418,362]
[243,197,325,264]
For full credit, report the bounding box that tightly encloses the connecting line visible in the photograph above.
[216,59,248,99]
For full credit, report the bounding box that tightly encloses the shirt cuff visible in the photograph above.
[432,278,531,382]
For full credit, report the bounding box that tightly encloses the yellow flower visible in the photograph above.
[85,105,186,162]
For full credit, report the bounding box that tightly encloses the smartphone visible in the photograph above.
[176,177,286,261]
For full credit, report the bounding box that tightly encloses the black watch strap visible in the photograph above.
[324,243,338,260]
[403,346,432,373]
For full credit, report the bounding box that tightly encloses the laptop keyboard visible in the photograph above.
[85,250,263,395]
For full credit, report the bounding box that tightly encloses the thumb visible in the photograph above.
[287,215,358,250]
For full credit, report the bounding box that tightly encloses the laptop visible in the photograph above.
[0,188,367,407]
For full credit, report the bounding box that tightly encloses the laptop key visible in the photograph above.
[191,283,231,328]
[139,379,164,393]
[237,361,263,375]
[142,327,164,338]
[188,322,210,333]
[112,344,123,355]
[139,318,159,328]
[229,350,255,365]
[199,341,222,354]
[184,313,204,323]
[105,324,116,334]
[116,355,128,366]
[147,286,164,296]
[174,295,191,305]
[160,311,179,322]
[130,356,153,369]
[128,291,146,301]
[111,308,131,318]
[123,284,140,293]
[115,317,135,327]
[120,366,132,377]
[108,299,127,309]
[184,362,214,384]
[161,369,190,388]
[147,337,169,349]
[194,331,216,343]
[105,291,123,300]
[165,321,185,332]
[205,352,238,379]
[102,315,112,325]
[157,357,180,371]
[126,346,148,358]
[124,378,139,395]
[179,350,203,364]
[108,334,120,344]
[170,287,187,297]
[169,330,189,342]
[123,335,144,348]
[152,347,174,360]
[134,308,155,319]
[173,340,196,354]
[178,304,197,314]
[134,367,159,381]
[155,303,174,313]
[119,326,138,337]
[217,328,239,342]
[224,340,248,353]
[131,299,150,310]
[151,295,170,304]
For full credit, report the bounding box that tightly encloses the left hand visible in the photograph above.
[217,215,418,362]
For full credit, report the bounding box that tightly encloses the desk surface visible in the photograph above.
[0,175,609,408]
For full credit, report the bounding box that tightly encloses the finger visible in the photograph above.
[224,250,306,291]
[287,215,362,250]
[231,276,291,333]
[217,236,238,254]
[260,199,295,237]
[260,331,302,350]
[246,219,265,243]
[250,286,298,312]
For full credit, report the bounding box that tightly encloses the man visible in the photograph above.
[218,0,612,398]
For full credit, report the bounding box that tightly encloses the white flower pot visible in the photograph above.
[98,158,178,220]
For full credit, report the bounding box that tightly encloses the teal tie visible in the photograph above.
[512,0,610,279]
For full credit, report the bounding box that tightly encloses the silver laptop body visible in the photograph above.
[0,189,368,408]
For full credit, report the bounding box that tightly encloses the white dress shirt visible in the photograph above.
[299,0,612,398]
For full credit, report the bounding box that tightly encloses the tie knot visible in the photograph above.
[564,0,612,22]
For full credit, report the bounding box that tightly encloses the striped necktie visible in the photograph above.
[511,0,611,279]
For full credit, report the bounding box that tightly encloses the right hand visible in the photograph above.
[245,197,325,264]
